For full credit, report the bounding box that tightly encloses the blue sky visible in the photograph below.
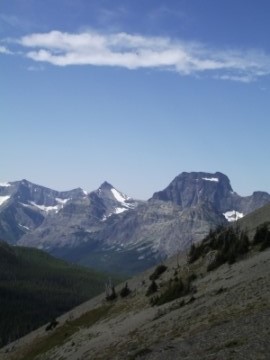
[1,0,270,199]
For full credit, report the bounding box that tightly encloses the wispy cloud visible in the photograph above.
[0,14,25,28]
[11,30,270,81]
[0,45,12,54]
[27,64,45,72]
[0,13,36,32]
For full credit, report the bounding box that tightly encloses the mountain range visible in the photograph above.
[0,180,137,244]
[1,172,270,275]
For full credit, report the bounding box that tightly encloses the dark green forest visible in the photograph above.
[0,241,109,348]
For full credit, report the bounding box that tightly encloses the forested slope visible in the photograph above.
[0,241,110,347]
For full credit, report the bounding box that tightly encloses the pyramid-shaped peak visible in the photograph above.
[95,182,133,204]
[20,179,32,186]
[99,181,114,190]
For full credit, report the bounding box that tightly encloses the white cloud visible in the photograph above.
[0,45,12,54]
[14,30,270,81]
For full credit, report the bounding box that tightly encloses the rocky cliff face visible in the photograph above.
[0,180,86,243]
[238,191,270,214]
[153,172,236,212]
[152,171,270,217]
[90,199,227,257]
[18,181,138,250]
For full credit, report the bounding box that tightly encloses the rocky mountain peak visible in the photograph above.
[151,171,235,212]
[90,182,137,221]
[95,182,132,203]
[99,181,114,190]
[0,179,92,244]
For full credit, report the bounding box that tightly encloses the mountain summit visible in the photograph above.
[16,181,138,250]
[94,181,135,219]
[152,171,270,221]
[0,179,85,243]
[152,172,235,210]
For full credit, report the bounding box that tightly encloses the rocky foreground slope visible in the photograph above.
[2,238,269,360]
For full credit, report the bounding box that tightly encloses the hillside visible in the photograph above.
[0,242,112,348]
[237,202,270,236]
[1,225,269,360]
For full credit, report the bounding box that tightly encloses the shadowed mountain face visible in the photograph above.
[1,172,270,275]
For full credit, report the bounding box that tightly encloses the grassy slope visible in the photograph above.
[237,202,270,235]
[3,245,269,360]
[0,241,110,347]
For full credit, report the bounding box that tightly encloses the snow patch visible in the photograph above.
[111,188,129,203]
[0,182,11,187]
[0,195,10,206]
[55,197,70,204]
[85,229,94,233]
[20,202,30,207]
[223,210,244,222]
[103,206,128,219]
[137,246,148,252]
[202,177,219,182]
[27,198,70,212]
[114,207,128,214]
[123,202,136,209]
[19,224,30,231]
[29,201,59,212]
